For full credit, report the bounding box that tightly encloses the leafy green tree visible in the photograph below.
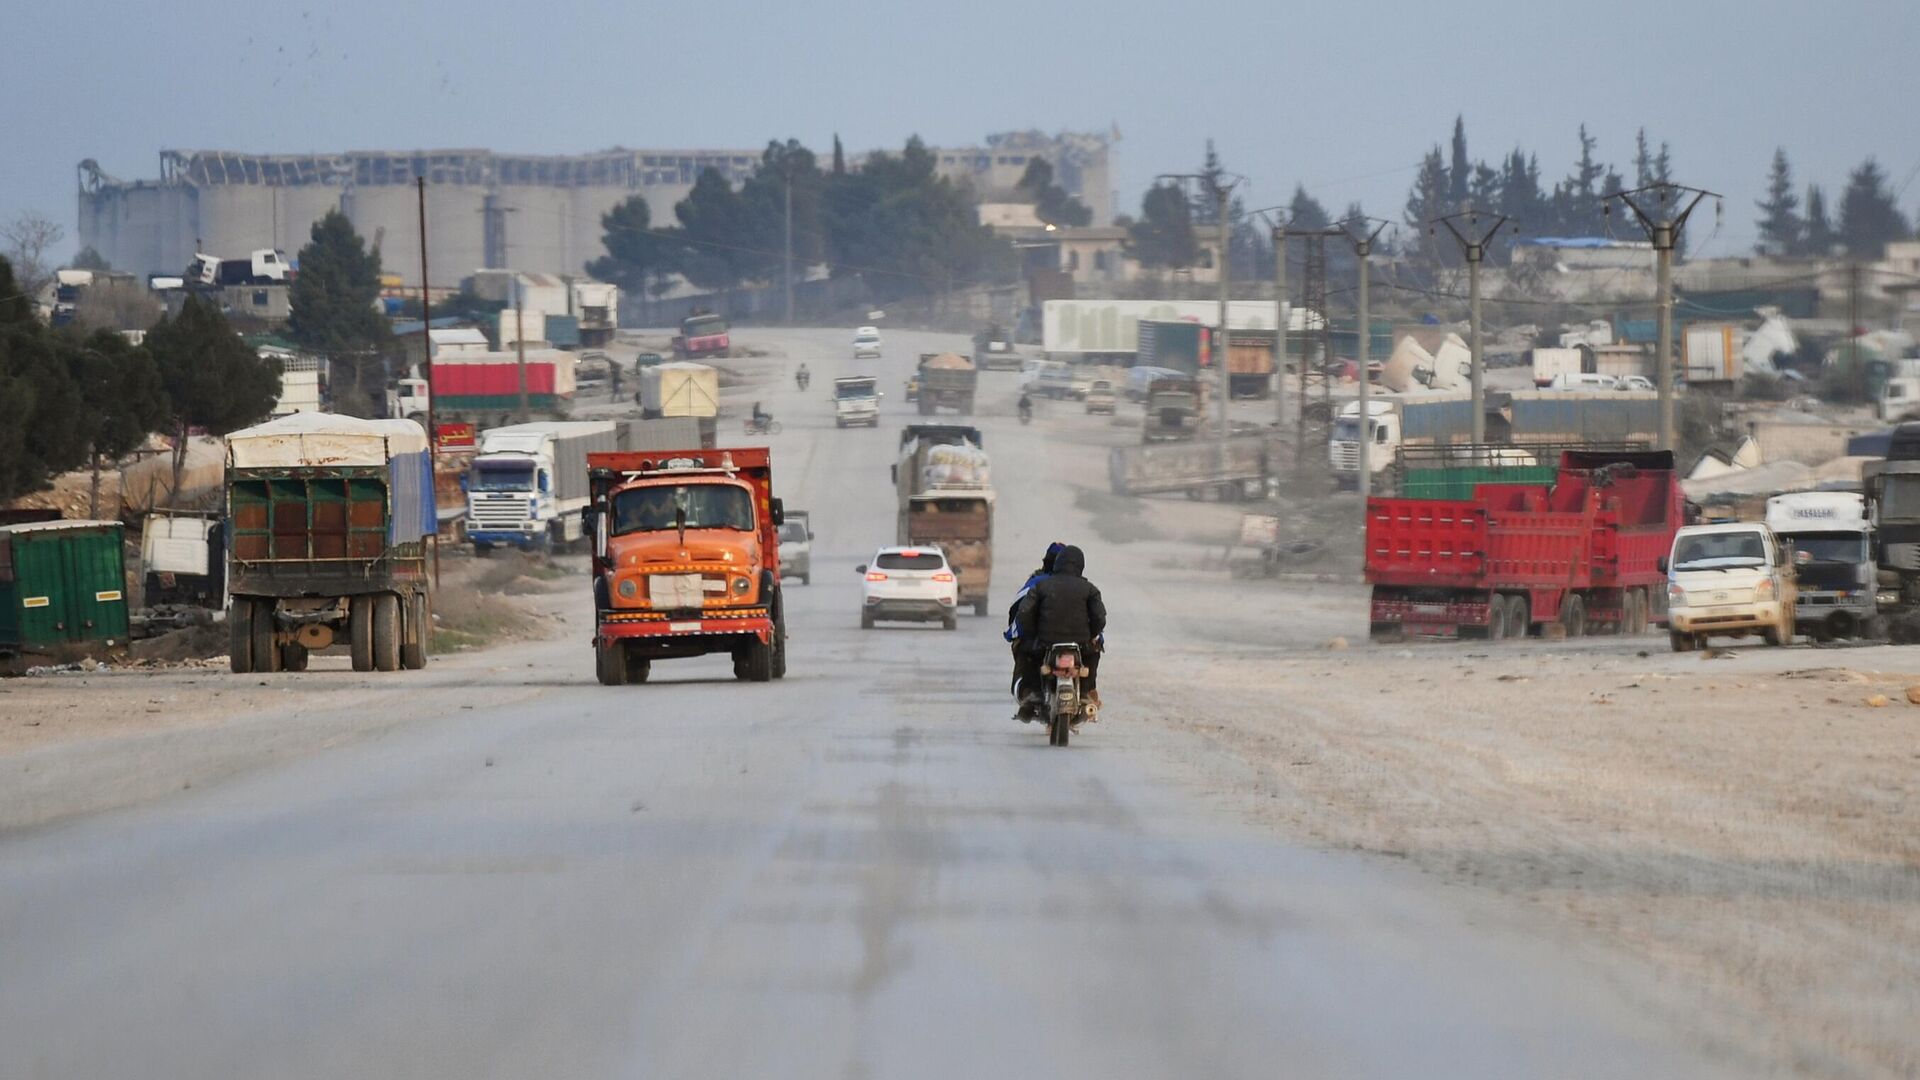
[288,209,387,413]
[738,139,828,283]
[1755,149,1802,256]
[1838,157,1911,258]
[1801,185,1836,256]
[670,167,753,293]
[820,136,1014,302]
[1128,183,1198,269]
[149,296,282,499]
[1447,116,1470,208]
[65,329,168,516]
[588,194,677,296]
[1287,185,1332,230]
[1404,146,1451,262]
[0,257,87,502]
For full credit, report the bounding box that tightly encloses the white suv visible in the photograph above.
[858,545,958,630]
[853,326,883,359]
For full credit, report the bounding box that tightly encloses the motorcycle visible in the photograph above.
[745,415,783,435]
[1041,642,1092,746]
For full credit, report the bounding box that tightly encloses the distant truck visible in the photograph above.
[1109,436,1269,500]
[973,326,1022,370]
[1862,423,1920,636]
[572,281,619,349]
[584,447,787,684]
[672,313,731,359]
[1142,376,1201,443]
[1764,491,1877,642]
[1366,450,1681,641]
[893,425,994,616]
[466,421,622,553]
[141,510,225,608]
[915,353,978,415]
[186,249,290,287]
[1332,391,1659,489]
[429,350,576,415]
[1137,319,1275,399]
[833,375,882,428]
[224,414,436,674]
[1044,299,1281,362]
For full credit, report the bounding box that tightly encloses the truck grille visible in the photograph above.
[1331,442,1359,469]
[470,494,531,529]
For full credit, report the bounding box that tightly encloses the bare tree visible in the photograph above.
[2,211,66,299]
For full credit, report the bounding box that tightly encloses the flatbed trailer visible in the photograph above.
[1364,450,1680,641]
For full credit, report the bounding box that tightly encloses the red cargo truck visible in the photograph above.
[671,313,731,360]
[1364,450,1681,641]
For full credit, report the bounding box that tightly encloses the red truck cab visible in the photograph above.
[586,448,785,683]
[672,313,731,360]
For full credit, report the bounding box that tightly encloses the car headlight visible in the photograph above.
[617,578,638,599]
[1754,577,1775,600]
[1667,584,1686,607]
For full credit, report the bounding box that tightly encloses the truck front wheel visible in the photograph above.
[596,639,629,685]
[350,596,375,672]
[734,639,774,682]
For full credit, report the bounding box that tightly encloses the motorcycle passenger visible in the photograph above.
[1007,541,1065,720]
[1014,544,1106,716]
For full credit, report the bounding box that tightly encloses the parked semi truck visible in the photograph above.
[1365,450,1681,641]
[915,353,978,415]
[584,447,786,684]
[224,414,436,674]
[466,421,622,553]
[1333,390,1659,489]
[1110,435,1269,500]
[1764,491,1876,641]
[893,425,994,616]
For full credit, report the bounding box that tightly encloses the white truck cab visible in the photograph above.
[1330,399,1397,484]
[1765,492,1876,641]
[833,375,882,428]
[1664,522,1797,651]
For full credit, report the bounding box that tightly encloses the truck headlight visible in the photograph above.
[1667,584,1686,607]
[617,578,638,599]
[733,576,750,595]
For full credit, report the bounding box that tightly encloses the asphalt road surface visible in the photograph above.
[0,328,1748,1078]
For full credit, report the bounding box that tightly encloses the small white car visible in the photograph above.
[1617,375,1655,391]
[1546,372,1620,391]
[858,545,958,630]
[777,520,811,585]
[853,326,883,359]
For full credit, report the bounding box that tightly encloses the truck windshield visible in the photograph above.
[1879,476,1920,519]
[1673,531,1767,570]
[836,382,877,399]
[1333,418,1359,441]
[1786,534,1865,563]
[471,462,534,492]
[613,485,754,534]
[685,317,727,337]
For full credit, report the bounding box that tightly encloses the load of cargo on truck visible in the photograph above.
[429,349,577,414]
[1364,450,1681,642]
[1109,435,1269,500]
[140,510,225,608]
[223,413,437,674]
[1332,390,1659,490]
[585,447,787,684]
[915,353,978,415]
[893,425,994,616]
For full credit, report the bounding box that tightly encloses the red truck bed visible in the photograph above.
[1365,452,1680,640]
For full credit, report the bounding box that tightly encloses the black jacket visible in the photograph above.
[1015,545,1104,647]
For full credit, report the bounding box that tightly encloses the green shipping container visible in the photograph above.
[0,520,131,658]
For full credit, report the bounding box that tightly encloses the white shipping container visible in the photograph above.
[1684,325,1743,383]
[141,514,217,576]
[1043,300,1280,357]
[640,362,720,418]
[271,369,322,416]
[498,309,546,350]
[1530,347,1585,387]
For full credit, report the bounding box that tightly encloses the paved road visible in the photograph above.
[0,328,1745,1078]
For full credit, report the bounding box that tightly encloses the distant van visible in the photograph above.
[1546,372,1620,391]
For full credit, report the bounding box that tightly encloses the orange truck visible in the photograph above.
[583,447,788,684]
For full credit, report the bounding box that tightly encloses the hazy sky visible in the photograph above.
[6,0,1918,259]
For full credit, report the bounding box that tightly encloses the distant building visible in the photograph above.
[1510,237,1654,272]
[76,130,1116,285]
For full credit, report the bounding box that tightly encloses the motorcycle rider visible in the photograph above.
[751,400,771,430]
[1013,544,1106,717]
[1006,541,1065,719]
[1017,390,1034,423]
[795,363,810,390]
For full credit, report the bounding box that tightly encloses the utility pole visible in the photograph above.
[783,170,795,325]
[1336,217,1391,501]
[417,177,439,587]
[1604,182,1719,452]
[514,276,529,418]
[1430,210,1512,445]
[1274,223,1287,440]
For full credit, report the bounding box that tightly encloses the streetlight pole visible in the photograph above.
[1159,169,1243,490]
[1336,217,1391,501]
[1431,210,1512,446]
[1603,183,1718,452]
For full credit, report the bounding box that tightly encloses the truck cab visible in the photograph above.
[1663,522,1797,651]
[1766,492,1876,641]
[673,313,731,360]
[1141,376,1199,443]
[833,375,882,428]
[586,448,785,684]
[1331,399,1397,485]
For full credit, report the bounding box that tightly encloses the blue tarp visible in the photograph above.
[387,449,438,543]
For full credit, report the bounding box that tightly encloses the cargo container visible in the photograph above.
[224,414,436,674]
[0,519,131,665]
[141,510,225,607]
[893,426,993,615]
[1044,300,1279,361]
[572,281,619,348]
[639,361,720,420]
[1365,450,1680,641]
[1109,436,1269,499]
[1684,324,1743,384]
[544,313,581,350]
[430,350,576,413]
[1226,328,1278,398]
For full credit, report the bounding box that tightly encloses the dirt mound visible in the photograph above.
[129,622,228,664]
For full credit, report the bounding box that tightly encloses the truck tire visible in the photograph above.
[473,541,493,558]
[280,643,310,671]
[917,397,934,416]
[251,598,280,673]
[596,639,629,685]
[861,611,875,630]
[229,599,255,674]
[974,598,989,617]
[1506,595,1530,639]
[1764,622,1791,647]
[1559,593,1585,639]
[401,592,429,670]
[942,615,957,631]
[734,639,774,682]
[1670,630,1697,653]
[372,592,401,672]
[350,595,375,672]
[1487,595,1509,641]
